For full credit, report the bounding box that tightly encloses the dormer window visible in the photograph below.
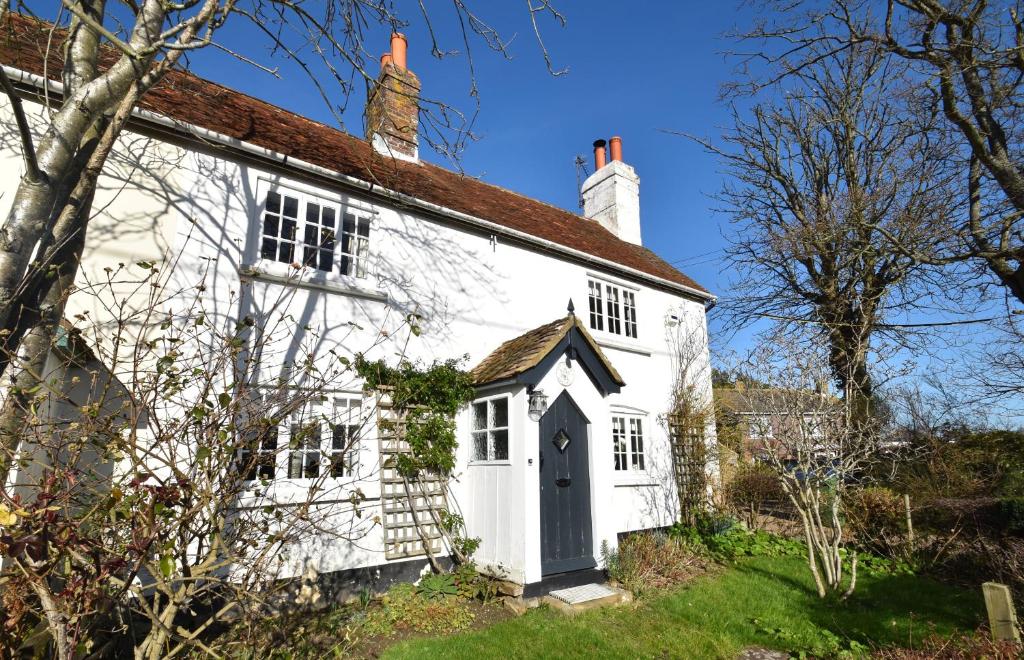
[587,278,638,338]
[260,188,372,279]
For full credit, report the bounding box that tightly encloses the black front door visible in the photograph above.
[538,390,594,575]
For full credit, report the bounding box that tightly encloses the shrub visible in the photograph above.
[360,583,475,636]
[702,528,805,561]
[997,497,1024,535]
[450,563,497,602]
[724,463,785,529]
[846,487,910,558]
[417,573,458,599]
[602,532,707,597]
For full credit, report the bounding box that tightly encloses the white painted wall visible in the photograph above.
[0,93,716,585]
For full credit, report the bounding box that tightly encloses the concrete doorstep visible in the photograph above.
[539,583,633,616]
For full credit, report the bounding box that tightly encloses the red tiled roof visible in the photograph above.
[0,13,709,296]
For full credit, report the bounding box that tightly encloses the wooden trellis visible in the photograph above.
[377,397,446,560]
[668,413,708,522]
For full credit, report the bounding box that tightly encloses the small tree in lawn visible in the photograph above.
[741,335,890,599]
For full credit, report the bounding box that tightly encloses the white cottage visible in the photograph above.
[0,17,716,598]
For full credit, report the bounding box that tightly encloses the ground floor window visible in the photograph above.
[470,395,509,462]
[612,414,645,472]
[239,394,366,482]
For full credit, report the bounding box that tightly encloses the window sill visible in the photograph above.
[235,478,380,508]
[241,260,389,302]
[468,460,512,467]
[613,474,658,487]
[594,336,653,357]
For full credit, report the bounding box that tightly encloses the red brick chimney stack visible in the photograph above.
[365,33,420,161]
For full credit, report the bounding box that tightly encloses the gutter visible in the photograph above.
[2,65,717,306]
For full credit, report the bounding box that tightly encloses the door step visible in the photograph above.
[541,582,632,615]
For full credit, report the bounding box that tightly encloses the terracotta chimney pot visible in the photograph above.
[390,33,408,70]
[593,139,607,170]
[380,53,393,70]
[609,136,623,162]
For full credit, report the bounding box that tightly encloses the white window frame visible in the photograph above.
[256,183,376,281]
[240,394,368,485]
[611,412,647,474]
[330,397,364,478]
[587,277,639,339]
[802,413,824,440]
[469,394,511,465]
[747,414,773,440]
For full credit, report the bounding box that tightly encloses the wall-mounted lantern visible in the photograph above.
[528,388,549,421]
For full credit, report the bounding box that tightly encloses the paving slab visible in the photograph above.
[540,583,630,615]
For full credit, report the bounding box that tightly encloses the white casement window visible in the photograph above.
[240,395,365,482]
[588,280,605,332]
[260,188,372,279]
[612,414,645,472]
[588,278,638,339]
[238,419,279,481]
[470,396,509,462]
[287,411,323,479]
[802,414,823,440]
[622,290,638,338]
[330,397,363,478]
[748,415,773,440]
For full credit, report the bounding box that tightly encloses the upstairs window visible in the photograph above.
[748,415,773,440]
[588,278,638,339]
[470,396,509,462]
[612,414,646,472]
[260,188,373,279]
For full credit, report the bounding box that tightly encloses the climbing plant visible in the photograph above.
[354,355,480,566]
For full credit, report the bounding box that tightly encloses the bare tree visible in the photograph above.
[0,2,565,478]
[738,0,1024,307]
[687,39,956,405]
[740,335,892,599]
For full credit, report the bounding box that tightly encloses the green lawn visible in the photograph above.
[382,557,983,659]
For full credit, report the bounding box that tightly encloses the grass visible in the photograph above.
[381,556,983,659]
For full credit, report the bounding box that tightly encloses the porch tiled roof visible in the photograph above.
[470,314,624,387]
[0,13,711,298]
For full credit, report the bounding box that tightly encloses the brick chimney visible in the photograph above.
[365,33,420,162]
[581,136,642,245]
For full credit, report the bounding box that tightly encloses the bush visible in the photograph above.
[914,497,1024,539]
[724,463,785,529]
[451,563,498,602]
[359,583,475,637]
[997,497,1024,535]
[702,528,805,561]
[602,532,707,597]
[846,487,909,558]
